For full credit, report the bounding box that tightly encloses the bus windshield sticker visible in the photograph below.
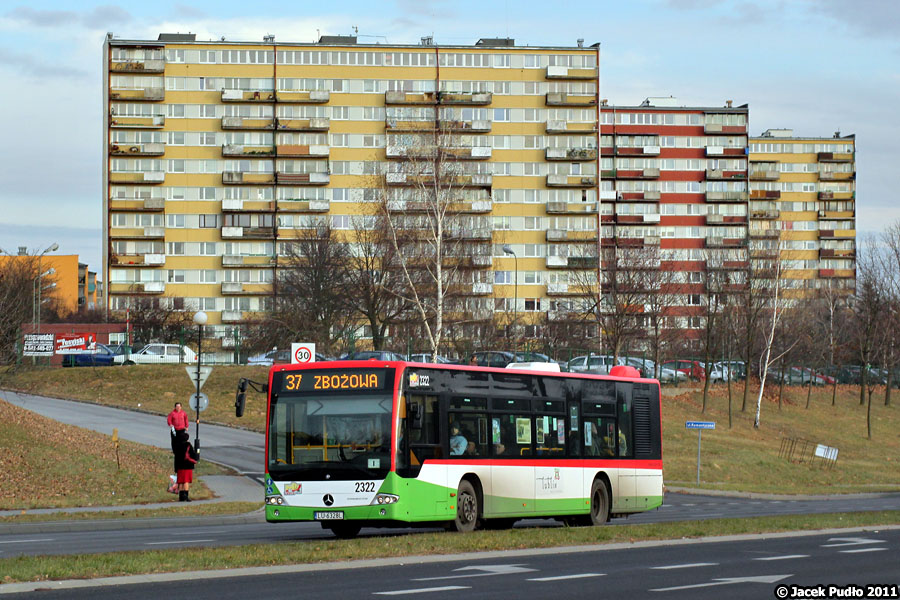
[584,421,592,445]
[536,418,545,444]
[516,418,531,444]
[557,418,565,444]
[492,418,501,444]
[368,458,380,469]
[409,372,430,388]
[570,405,579,431]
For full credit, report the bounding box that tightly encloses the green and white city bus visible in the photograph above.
[237,360,663,538]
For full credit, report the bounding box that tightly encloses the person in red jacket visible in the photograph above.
[167,402,190,454]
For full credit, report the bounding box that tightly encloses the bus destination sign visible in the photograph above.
[280,369,385,393]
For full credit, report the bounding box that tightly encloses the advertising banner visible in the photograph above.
[55,333,97,354]
[23,333,55,357]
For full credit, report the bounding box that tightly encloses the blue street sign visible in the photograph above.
[685,421,716,430]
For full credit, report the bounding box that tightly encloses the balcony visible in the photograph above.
[545,92,597,106]
[819,171,855,181]
[546,256,568,268]
[439,119,492,133]
[275,90,330,103]
[471,282,493,295]
[642,191,661,201]
[221,310,243,323]
[277,144,330,158]
[110,142,165,156]
[546,120,598,134]
[546,283,571,295]
[384,119,436,132]
[616,168,660,180]
[110,253,165,267]
[109,87,165,102]
[750,189,781,200]
[385,173,492,187]
[110,59,165,73]
[221,90,275,102]
[141,281,166,294]
[705,146,724,156]
[388,146,492,160]
[222,255,276,268]
[222,172,276,185]
[817,152,853,163]
[221,117,275,130]
[385,91,438,105]
[749,168,779,180]
[222,282,244,294]
[705,191,748,202]
[276,172,330,185]
[545,66,598,80]
[109,171,165,184]
[471,255,493,267]
[110,115,165,129]
[221,226,274,240]
[221,199,275,212]
[439,92,492,105]
[546,174,597,188]
[546,201,598,214]
[277,199,330,212]
[441,146,492,160]
[545,147,597,161]
[546,229,597,242]
[276,117,330,132]
[749,229,780,239]
[706,236,746,248]
[109,197,165,212]
[222,144,275,157]
[751,210,780,219]
[706,169,745,180]
[615,146,661,157]
[818,210,855,220]
[456,199,493,213]
[705,214,726,224]
[446,227,492,241]
[221,227,244,238]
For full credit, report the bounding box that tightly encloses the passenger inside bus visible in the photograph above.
[449,423,467,455]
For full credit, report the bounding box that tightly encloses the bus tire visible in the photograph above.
[326,522,361,539]
[589,479,610,526]
[452,480,479,533]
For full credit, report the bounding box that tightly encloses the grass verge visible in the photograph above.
[2,511,898,584]
[0,502,260,524]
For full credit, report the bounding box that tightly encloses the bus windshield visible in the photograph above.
[268,393,393,480]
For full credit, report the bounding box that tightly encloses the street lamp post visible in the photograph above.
[192,310,207,450]
[34,243,59,335]
[502,245,518,357]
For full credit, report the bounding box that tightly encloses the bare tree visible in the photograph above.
[0,252,42,365]
[249,226,352,356]
[640,250,682,380]
[378,119,492,360]
[852,238,888,439]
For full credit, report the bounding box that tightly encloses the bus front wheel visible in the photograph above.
[589,479,610,526]
[452,480,479,533]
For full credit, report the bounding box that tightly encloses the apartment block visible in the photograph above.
[103,33,601,340]
[749,129,856,296]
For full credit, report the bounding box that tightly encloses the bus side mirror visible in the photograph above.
[408,402,423,429]
[235,379,248,418]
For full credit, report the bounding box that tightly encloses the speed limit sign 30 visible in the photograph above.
[291,343,316,364]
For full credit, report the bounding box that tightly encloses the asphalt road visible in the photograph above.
[5,528,898,599]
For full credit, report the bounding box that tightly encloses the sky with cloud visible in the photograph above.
[0,0,897,273]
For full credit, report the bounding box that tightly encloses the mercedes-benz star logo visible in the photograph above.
[323,494,334,506]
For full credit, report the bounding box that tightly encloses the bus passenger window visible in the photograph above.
[585,418,616,457]
[493,414,531,456]
[618,397,633,457]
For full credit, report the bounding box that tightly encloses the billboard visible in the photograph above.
[55,333,97,354]
[23,333,55,357]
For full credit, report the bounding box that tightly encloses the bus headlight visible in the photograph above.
[371,494,399,505]
[266,495,284,505]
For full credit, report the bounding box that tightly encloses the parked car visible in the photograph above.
[566,354,615,374]
[114,343,197,365]
[62,343,126,367]
[661,359,705,381]
[344,350,407,361]
[719,360,747,380]
[409,353,455,364]
[247,348,292,366]
[469,351,517,368]
[515,351,567,370]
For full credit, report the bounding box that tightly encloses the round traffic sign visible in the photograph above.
[294,346,313,363]
[189,392,209,412]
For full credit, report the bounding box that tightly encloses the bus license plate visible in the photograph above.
[314,511,344,520]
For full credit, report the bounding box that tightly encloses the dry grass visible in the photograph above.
[0,398,219,510]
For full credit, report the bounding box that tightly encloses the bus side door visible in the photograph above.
[614,383,636,512]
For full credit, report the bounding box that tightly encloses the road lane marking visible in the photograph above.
[839,548,887,554]
[821,537,883,547]
[375,586,470,595]
[0,538,54,544]
[651,574,792,592]
[145,539,215,545]
[528,573,604,581]
[754,555,809,561]
[414,564,536,581]
[651,563,718,570]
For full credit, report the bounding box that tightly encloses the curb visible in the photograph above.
[665,486,900,501]
[0,509,265,535]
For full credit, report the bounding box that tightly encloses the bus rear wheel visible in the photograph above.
[589,479,610,526]
[326,522,361,539]
[452,480,479,533]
